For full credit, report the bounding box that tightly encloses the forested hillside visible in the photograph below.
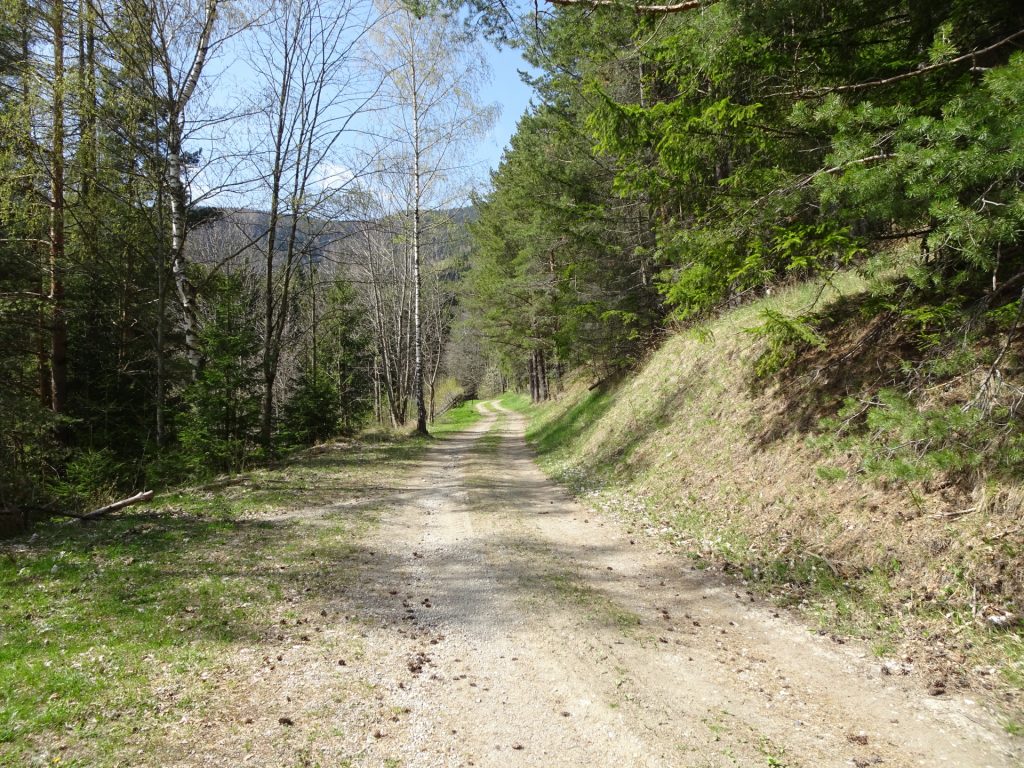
[0,0,489,524]
[458,0,1024,720]
[470,0,1024,389]
[467,2,1024,507]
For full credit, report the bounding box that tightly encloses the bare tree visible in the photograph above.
[421,224,463,422]
[46,0,68,433]
[350,188,416,427]
[367,0,495,434]
[245,0,379,450]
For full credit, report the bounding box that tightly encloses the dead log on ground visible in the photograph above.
[76,490,155,521]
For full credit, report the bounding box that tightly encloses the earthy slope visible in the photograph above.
[527,278,1024,730]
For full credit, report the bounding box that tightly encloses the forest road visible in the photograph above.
[162,400,1020,767]
[331,400,1019,768]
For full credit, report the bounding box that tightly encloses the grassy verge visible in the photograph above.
[429,399,483,437]
[498,392,531,412]
[0,434,427,767]
[519,275,1024,730]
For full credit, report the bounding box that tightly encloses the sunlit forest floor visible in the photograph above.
[2,399,1019,767]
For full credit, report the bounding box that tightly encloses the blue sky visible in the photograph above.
[191,13,537,208]
[470,43,537,177]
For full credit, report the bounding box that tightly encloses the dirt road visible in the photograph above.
[163,401,1019,767]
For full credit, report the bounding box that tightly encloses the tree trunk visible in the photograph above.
[167,132,204,379]
[261,370,276,452]
[373,353,382,424]
[155,241,167,447]
[412,72,428,436]
[261,210,280,451]
[529,352,538,403]
[310,265,318,379]
[538,349,548,401]
[164,0,219,381]
[49,0,68,438]
[259,34,289,452]
[154,117,170,446]
[38,266,51,410]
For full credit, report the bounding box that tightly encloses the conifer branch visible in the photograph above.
[788,28,1024,98]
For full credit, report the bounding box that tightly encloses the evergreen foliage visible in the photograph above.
[470,0,1024,345]
[462,0,1024,483]
[319,279,375,435]
[177,273,263,474]
[4,0,1024,516]
[282,368,342,446]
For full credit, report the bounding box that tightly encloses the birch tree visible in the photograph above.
[117,0,224,380]
[352,191,416,427]
[368,0,495,434]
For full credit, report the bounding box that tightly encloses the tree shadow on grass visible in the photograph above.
[529,387,617,458]
[528,360,717,489]
[745,293,916,447]
[0,437,427,751]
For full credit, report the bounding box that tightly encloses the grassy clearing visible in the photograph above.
[0,434,424,767]
[429,399,483,437]
[521,273,1024,722]
[498,392,531,412]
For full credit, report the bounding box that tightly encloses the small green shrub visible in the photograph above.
[746,308,827,377]
[48,448,125,509]
[814,389,1004,485]
[283,369,341,445]
[177,273,262,474]
[815,465,847,482]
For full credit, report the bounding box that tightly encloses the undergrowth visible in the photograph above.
[0,428,439,766]
[753,251,1024,489]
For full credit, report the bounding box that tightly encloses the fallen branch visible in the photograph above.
[931,504,978,521]
[965,286,1024,414]
[78,490,155,521]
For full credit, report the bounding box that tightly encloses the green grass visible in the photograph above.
[526,389,614,457]
[758,736,789,768]
[429,399,483,437]
[498,391,531,411]
[0,436,418,766]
